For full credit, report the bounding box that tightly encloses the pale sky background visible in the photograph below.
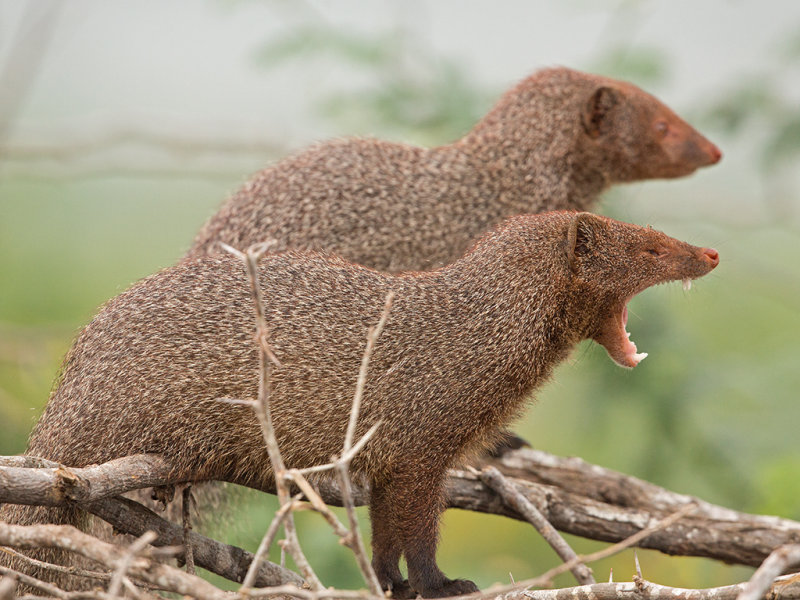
[2,0,799,143]
[2,0,799,232]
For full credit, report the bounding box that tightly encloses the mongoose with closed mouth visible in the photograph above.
[187,66,721,272]
[4,211,719,597]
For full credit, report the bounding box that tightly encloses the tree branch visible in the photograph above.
[477,466,594,585]
[0,522,229,600]
[234,241,323,591]
[0,454,177,506]
[83,495,303,588]
[501,575,800,600]
[737,545,800,600]
[451,448,800,567]
[4,448,799,571]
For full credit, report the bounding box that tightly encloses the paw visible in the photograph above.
[423,578,479,598]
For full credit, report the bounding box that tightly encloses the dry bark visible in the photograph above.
[0,455,175,506]
[84,495,303,587]
[0,522,232,600]
[4,448,799,571]
[453,449,800,567]
[477,466,594,585]
[499,575,800,600]
[3,451,800,599]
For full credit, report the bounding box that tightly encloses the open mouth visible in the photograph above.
[594,278,691,368]
[593,277,695,368]
[594,302,648,369]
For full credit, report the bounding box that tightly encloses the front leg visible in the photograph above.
[370,482,414,598]
[374,468,479,598]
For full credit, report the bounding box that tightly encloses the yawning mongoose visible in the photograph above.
[3,211,719,597]
[187,66,721,272]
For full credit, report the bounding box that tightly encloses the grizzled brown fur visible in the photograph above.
[3,212,719,597]
[188,67,720,271]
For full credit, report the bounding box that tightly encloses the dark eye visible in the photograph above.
[647,248,662,257]
[654,120,669,137]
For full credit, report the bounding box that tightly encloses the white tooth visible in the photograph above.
[626,332,631,339]
[683,278,692,291]
[633,352,648,364]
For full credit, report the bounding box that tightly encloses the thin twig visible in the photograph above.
[246,585,377,599]
[290,421,382,477]
[478,466,595,585]
[0,564,67,599]
[4,130,284,160]
[448,503,699,600]
[0,546,112,582]
[107,531,157,597]
[282,291,391,596]
[286,472,350,539]
[248,507,702,600]
[182,486,196,575]
[526,503,696,589]
[343,291,394,453]
[84,494,302,587]
[0,546,171,598]
[516,575,800,600]
[240,495,302,591]
[242,573,800,600]
[737,544,800,600]
[251,290,392,596]
[335,461,382,596]
[331,291,393,597]
[227,242,322,590]
[0,523,228,600]
[121,577,143,600]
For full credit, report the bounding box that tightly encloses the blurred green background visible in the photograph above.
[1,0,799,593]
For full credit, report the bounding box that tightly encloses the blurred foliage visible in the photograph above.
[590,45,670,85]
[254,27,493,144]
[702,75,800,173]
[1,2,799,594]
[698,37,800,221]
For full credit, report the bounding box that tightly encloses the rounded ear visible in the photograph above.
[567,213,597,272]
[581,86,620,138]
